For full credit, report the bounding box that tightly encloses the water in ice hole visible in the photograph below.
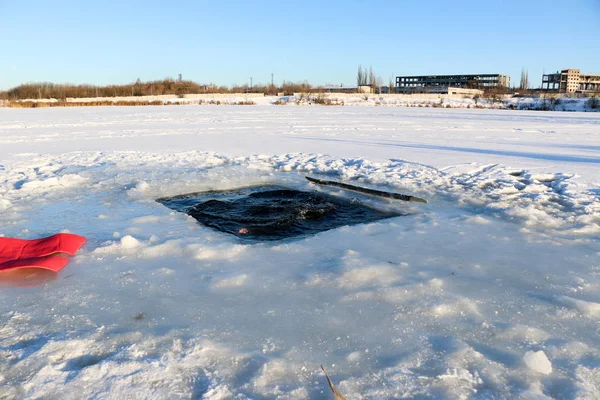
[157,185,405,241]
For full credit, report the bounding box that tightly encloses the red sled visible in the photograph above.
[0,233,86,273]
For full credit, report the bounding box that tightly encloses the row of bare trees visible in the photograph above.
[356,65,386,89]
[0,79,217,100]
[0,79,314,100]
[229,80,312,95]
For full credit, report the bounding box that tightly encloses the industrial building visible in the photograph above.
[541,69,600,93]
[318,85,372,94]
[395,73,509,93]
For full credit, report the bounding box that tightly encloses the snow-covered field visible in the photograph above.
[0,106,599,399]
[11,93,599,112]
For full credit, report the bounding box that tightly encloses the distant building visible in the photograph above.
[318,86,358,94]
[317,85,372,94]
[395,74,509,93]
[541,69,600,93]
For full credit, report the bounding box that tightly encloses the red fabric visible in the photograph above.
[0,233,86,272]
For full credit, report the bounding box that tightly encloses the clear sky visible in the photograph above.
[1,0,599,90]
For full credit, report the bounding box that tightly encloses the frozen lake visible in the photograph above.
[0,106,599,399]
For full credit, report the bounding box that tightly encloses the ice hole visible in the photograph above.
[157,185,404,241]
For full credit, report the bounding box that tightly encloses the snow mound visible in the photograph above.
[20,174,88,192]
[523,351,552,375]
[93,235,142,255]
[0,198,11,211]
[212,274,248,289]
[556,296,600,318]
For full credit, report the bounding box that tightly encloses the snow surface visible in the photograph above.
[0,106,599,399]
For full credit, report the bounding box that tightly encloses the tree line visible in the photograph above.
[0,79,314,100]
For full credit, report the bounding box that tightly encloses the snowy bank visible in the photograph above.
[5,93,600,112]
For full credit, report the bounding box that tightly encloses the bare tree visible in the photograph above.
[356,65,370,86]
[357,65,365,87]
[519,68,529,91]
[368,66,376,89]
[376,77,384,93]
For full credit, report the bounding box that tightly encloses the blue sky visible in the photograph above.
[1,0,599,90]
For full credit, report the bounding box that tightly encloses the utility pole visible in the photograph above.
[271,73,274,88]
[250,77,253,92]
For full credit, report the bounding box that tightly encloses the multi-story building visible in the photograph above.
[395,74,509,93]
[541,69,600,93]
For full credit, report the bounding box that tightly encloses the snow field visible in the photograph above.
[0,107,599,398]
[8,93,599,112]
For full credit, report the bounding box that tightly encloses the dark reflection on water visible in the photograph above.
[158,186,403,241]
